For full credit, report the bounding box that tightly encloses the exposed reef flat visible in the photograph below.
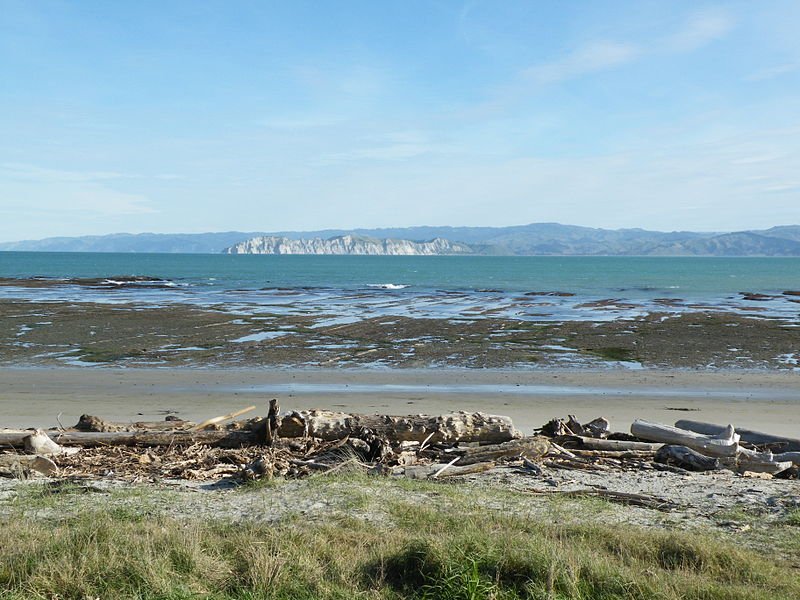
[1,299,799,370]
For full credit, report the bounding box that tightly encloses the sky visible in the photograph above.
[1,0,799,242]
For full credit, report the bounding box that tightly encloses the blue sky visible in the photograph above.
[1,0,799,241]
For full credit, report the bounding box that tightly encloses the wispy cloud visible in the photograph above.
[1,162,178,183]
[257,114,348,130]
[314,131,458,165]
[520,8,734,87]
[1,162,130,183]
[0,163,157,216]
[745,63,800,82]
[665,9,735,53]
[524,41,639,84]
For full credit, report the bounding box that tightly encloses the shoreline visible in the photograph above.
[3,366,799,436]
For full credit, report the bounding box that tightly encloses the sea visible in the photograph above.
[1,252,799,323]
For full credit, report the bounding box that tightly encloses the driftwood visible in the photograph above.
[571,449,656,459]
[654,445,720,472]
[584,417,611,437]
[772,452,800,466]
[631,420,739,457]
[193,406,256,430]
[542,416,610,438]
[24,430,80,456]
[451,437,550,466]
[728,448,794,474]
[0,429,261,449]
[675,420,800,452]
[544,458,610,472]
[265,399,280,447]
[75,415,193,432]
[0,454,58,476]
[279,410,519,443]
[400,461,495,479]
[730,457,794,475]
[558,435,663,452]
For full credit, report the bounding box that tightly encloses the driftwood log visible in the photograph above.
[631,420,740,457]
[654,445,720,472]
[400,461,496,479]
[675,420,800,452]
[1,411,520,450]
[24,429,81,456]
[731,447,795,474]
[0,429,262,449]
[559,435,663,452]
[279,410,520,443]
[772,452,800,466]
[75,415,193,431]
[449,437,550,466]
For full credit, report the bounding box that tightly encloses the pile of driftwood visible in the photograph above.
[537,415,800,479]
[1,401,798,486]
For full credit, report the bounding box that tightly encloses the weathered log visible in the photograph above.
[729,456,794,475]
[400,461,495,479]
[631,420,739,457]
[570,449,656,459]
[279,410,519,443]
[0,429,260,449]
[0,454,58,476]
[728,447,795,474]
[543,458,610,471]
[654,445,720,472]
[548,441,577,459]
[674,420,800,452]
[558,435,663,452]
[75,415,193,432]
[451,437,549,466]
[24,430,80,456]
[772,452,800,466]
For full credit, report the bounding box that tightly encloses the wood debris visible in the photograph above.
[1,405,797,492]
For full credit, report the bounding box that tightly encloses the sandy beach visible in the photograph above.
[3,366,799,436]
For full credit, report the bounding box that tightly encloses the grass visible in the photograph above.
[1,478,799,600]
[785,508,800,527]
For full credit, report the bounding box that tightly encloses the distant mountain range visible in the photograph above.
[3,223,800,256]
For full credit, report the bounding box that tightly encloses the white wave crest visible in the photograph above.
[367,283,409,290]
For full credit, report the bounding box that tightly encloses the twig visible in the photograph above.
[432,456,460,478]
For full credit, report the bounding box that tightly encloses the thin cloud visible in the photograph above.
[745,63,800,82]
[665,9,735,53]
[257,114,348,130]
[0,163,157,216]
[519,9,734,88]
[316,142,453,165]
[524,41,640,84]
[1,162,129,183]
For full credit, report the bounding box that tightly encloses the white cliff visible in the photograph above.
[223,235,473,255]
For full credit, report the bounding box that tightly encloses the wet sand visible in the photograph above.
[2,367,799,436]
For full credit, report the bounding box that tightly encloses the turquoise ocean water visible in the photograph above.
[1,252,799,322]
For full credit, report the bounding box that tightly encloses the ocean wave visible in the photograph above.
[367,283,409,290]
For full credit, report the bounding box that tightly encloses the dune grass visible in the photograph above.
[1,478,799,600]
